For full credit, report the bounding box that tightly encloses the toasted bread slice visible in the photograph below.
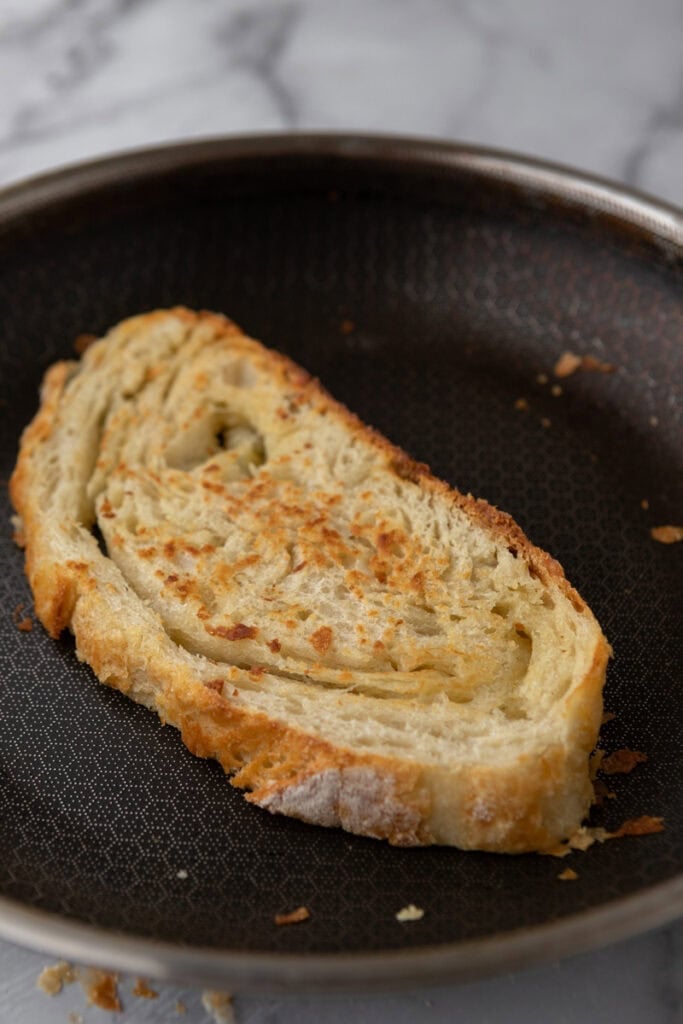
[11,309,609,852]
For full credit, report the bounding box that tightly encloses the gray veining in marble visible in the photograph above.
[0,1,681,1022]
[0,0,682,204]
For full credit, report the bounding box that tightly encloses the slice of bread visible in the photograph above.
[11,308,610,852]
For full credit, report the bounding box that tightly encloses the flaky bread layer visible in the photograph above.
[11,308,610,852]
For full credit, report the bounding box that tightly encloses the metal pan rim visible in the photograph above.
[0,132,680,992]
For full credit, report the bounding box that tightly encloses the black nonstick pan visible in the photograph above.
[0,135,681,993]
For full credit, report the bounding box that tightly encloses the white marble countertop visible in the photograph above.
[0,1,681,1022]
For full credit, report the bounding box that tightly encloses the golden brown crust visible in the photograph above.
[68,582,433,847]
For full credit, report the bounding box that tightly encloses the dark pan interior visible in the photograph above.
[0,140,681,961]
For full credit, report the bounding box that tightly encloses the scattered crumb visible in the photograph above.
[640,499,649,511]
[201,990,235,1024]
[550,384,563,397]
[78,968,121,1012]
[36,961,76,996]
[613,815,665,837]
[132,977,158,999]
[536,372,549,385]
[580,355,616,373]
[544,825,612,857]
[68,1014,84,1024]
[601,711,617,725]
[514,397,529,412]
[649,415,659,427]
[274,905,310,926]
[540,417,552,428]
[176,869,188,879]
[558,868,578,881]
[554,351,615,377]
[554,351,582,377]
[601,749,648,775]
[175,1000,187,1014]
[12,602,33,632]
[396,904,425,922]
[73,332,97,355]
[572,826,611,851]
[547,816,664,856]
[651,525,683,544]
[340,319,355,335]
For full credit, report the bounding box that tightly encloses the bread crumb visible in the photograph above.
[36,961,76,995]
[396,904,425,922]
[649,415,659,427]
[176,869,188,879]
[558,868,578,881]
[601,749,648,775]
[651,525,683,544]
[78,968,121,1011]
[601,711,616,724]
[554,351,582,377]
[544,825,612,857]
[540,417,552,429]
[340,319,355,335]
[580,354,616,373]
[132,977,158,999]
[201,990,235,1023]
[640,499,649,511]
[514,397,529,412]
[613,815,664,837]
[274,906,310,925]
[12,602,33,632]
[175,1000,187,1014]
[550,384,563,397]
[68,1014,84,1024]
[536,372,549,385]
[547,816,664,855]
[554,351,615,377]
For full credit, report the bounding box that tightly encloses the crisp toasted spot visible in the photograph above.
[207,622,258,641]
[310,625,333,654]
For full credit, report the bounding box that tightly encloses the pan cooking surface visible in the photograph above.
[0,139,680,974]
